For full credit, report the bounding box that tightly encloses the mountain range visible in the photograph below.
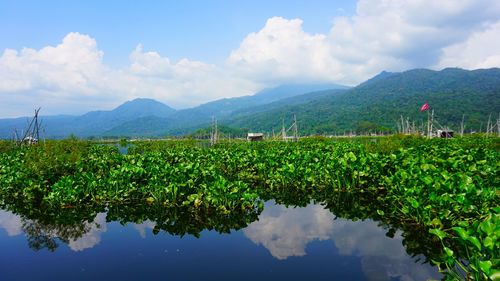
[226,68,500,135]
[0,68,499,139]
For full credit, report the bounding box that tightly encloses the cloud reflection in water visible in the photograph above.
[67,213,107,251]
[132,220,156,238]
[243,202,440,281]
[0,210,23,236]
[0,210,108,252]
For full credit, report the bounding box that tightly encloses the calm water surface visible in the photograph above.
[0,202,440,281]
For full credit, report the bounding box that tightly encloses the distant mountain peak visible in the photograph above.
[117,98,171,108]
[379,70,393,75]
[374,70,395,79]
[112,98,175,115]
[254,83,349,96]
[358,71,396,86]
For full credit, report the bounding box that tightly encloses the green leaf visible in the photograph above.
[467,236,482,251]
[484,237,493,250]
[410,199,420,208]
[452,227,469,240]
[431,218,443,228]
[478,260,492,275]
[348,152,357,161]
[429,228,447,240]
[489,270,500,281]
[443,247,454,257]
[479,220,493,234]
[377,210,385,216]
[422,176,433,185]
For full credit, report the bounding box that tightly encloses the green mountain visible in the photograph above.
[160,83,347,124]
[228,89,346,119]
[101,83,346,137]
[72,98,176,136]
[0,98,176,138]
[223,68,500,135]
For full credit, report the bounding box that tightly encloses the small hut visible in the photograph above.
[247,133,264,142]
[437,129,454,138]
[22,136,38,145]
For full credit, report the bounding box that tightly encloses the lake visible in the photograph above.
[0,201,440,281]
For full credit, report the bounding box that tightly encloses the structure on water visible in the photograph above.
[436,129,454,138]
[210,116,218,146]
[16,108,41,145]
[280,114,299,141]
[247,133,264,142]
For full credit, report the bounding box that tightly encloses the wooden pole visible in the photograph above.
[497,113,500,137]
[460,114,465,137]
[427,110,430,138]
[34,108,40,141]
[400,115,405,134]
[281,117,286,141]
[428,110,434,138]
[210,116,218,146]
[487,114,492,135]
[215,118,218,143]
[293,114,298,141]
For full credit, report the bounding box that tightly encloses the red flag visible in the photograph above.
[420,102,429,112]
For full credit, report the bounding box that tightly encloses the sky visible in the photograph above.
[0,0,499,117]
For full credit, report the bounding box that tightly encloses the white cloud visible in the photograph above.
[437,21,500,69]
[0,33,260,117]
[127,45,260,107]
[0,32,105,95]
[228,0,500,85]
[129,44,174,77]
[228,17,339,83]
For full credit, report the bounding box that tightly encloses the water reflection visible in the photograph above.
[132,220,156,238]
[0,203,261,251]
[66,213,107,251]
[0,210,22,236]
[0,209,107,252]
[244,203,333,259]
[0,210,161,250]
[244,202,440,281]
[0,200,441,280]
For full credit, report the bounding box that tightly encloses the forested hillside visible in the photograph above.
[224,68,500,135]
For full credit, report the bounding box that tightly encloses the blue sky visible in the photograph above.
[0,0,499,117]
[1,0,355,66]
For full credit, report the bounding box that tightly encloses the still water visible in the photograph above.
[0,202,440,281]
